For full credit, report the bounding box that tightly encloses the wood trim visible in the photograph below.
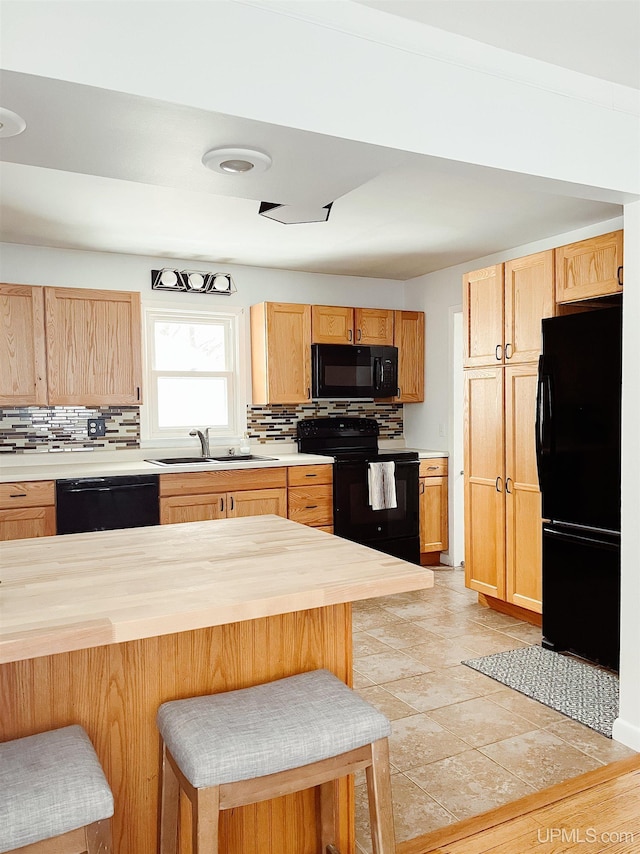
[397,754,640,854]
[477,593,542,626]
[159,467,288,496]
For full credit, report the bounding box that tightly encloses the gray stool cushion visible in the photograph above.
[0,724,114,853]
[157,669,391,788]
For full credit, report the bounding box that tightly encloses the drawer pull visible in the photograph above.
[10,493,27,498]
[427,465,438,470]
[305,473,318,477]
[305,505,318,509]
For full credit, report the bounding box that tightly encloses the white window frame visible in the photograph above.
[141,303,246,448]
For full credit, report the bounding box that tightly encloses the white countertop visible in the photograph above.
[0,446,448,483]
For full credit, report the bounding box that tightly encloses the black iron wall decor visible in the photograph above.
[151,269,236,294]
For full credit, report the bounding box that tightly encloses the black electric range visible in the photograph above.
[297,417,420,564]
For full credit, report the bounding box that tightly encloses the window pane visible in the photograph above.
[154,322,226,371]
[157,377,229,428]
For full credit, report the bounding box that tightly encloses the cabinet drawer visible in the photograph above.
[0,480,55,509]
[160,467,287,497]
[287,465,333,487]
[419,459,448,477]
[288,484,333,526]
[0,506,56,540]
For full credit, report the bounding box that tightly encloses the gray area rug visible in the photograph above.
[462,645,619,738]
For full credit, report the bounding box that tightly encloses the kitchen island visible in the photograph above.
[0,515,433,854]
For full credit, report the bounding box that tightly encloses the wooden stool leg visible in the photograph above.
[159,745,180,854]
[86,818,113,854]
[192,785,220,854]
[317,779,340,851]
[365,739,396,854]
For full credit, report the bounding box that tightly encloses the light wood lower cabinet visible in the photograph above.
[287,465,333,529]
[464,364,542,613]
[160,468,288,525]
[0,480,56,540]
[419,459,448,555]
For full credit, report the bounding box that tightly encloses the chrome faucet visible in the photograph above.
[189,428,210,457]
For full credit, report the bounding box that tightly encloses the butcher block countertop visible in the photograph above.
[0,514,433,664]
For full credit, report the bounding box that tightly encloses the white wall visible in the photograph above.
[2,1,638,198]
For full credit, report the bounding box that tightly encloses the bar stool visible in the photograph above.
[157,669,396,854]
[0,725,114,854]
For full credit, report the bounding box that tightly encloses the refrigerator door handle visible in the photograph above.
[543,526,619,550]
[535,355,553,483]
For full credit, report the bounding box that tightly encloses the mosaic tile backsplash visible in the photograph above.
[0,407,141,453]
[247,402,403,442]
[1,402,402,453]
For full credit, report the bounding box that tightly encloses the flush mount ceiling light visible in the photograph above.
[151,269,236,295]
[202,147,272,175]
[0,107,27,138]
[258,201,333,225]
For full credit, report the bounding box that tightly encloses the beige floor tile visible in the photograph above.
[383,670,483,712]
[405,749,534,820]
[480,729,603,789]
[414,611,482,639]
[486,688,569,727]
[389,713,469,770]
[439,663,507,695]
[354,649,432,684]
[545,718,639,763]
[352,607,405,631]
[353,631,394,657]
[357,685,420,721]
[379,599,446,621]
[468,609,527,628]
[427,696,538,748]
[352,670,376,690]
[355,773,456,853]
[365,621,443,650]
[497,622,544,644]
[454,626,530,656]
[401,637,478,669]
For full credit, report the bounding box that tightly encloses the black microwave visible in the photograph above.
[311,344,398,399]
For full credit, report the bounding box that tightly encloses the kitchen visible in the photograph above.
[1,1,640,852]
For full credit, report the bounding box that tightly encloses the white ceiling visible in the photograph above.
[0,1,636,280]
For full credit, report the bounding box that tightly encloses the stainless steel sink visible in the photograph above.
[146,455,277,466]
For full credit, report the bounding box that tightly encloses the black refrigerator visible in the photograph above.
[536,306,622,670]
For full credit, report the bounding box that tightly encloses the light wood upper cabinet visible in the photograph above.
[463,265,504,367]
[0,284,48,406]
[463,252,554,368]
[311,305,354,344]
[464,367,506,601]
[251,302,311,404]
[394,310,424,403]
[555,230,623,303]
[44,287,142,406]
[504,251,555,364]
[355,307,394,345]
[311,305,395,346]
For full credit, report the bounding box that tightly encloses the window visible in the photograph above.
[142,306,243,444]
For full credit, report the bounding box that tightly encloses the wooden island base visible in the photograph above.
[0,604,353,854]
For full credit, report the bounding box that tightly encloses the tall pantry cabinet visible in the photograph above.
[463,250,555,615]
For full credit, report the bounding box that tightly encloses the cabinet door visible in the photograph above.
[160,493,226,525]
[504,364,542,613]
[311,305,354,344]
[354,308,394,345]
[419,475,448,552]
[44,287,142,405]
[555,230,623,303]
[394,310,424,403]
[250,302,311,404]
[0,284,48,406]
[0,506,56,540]
[227,488,287,519]
[464,368,505,599]
[463,265,504,368]
[504,251,554,364]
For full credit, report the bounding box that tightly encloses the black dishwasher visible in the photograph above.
[56,475,160,534]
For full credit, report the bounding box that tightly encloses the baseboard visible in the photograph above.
[612,717,640,751]
[477,593,542,627]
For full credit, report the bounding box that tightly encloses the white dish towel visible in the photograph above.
[367,461,397,510]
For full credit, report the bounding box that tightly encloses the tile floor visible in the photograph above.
[353,566,636,852]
